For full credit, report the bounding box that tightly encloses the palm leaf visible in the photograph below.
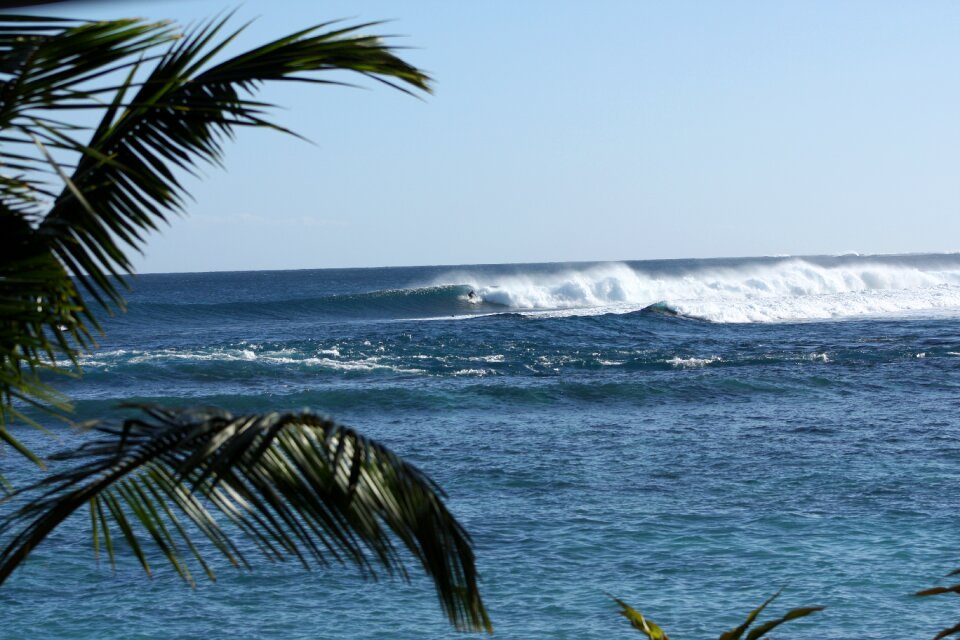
[0,16,179,447]
[0,211,84,479]
[0,405,491,632]
[916,584,960,597]
[916,578,960,639]
[0,17,176,208]
[36,15,430,315]
[742,605,823,640]
[719,591,822,640]
[933,624,960,640]
[718,590,781,640]
[611,596,671,639]
[613,591,822,639]
[0,14,430,455]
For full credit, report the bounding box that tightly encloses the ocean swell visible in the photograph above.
[441,257,960,323]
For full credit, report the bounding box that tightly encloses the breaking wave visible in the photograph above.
[440,255,960,323]
[120,254,960,324]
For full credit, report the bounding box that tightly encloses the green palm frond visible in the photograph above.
[0,209,83,475]
[717,590,780,640]
[611,595,670,639]
[721,591,822,640]
[612,591,822,639]
[0,17,176,214]
[0,12,484,632]
[0,16,186,446]
[739,604,824,640]
[0,406,491,632]
[36,14,430,313]
[0,14,430,445]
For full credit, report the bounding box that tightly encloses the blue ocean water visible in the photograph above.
[4,254,960,639]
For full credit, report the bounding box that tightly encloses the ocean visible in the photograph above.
[4,253,960,639]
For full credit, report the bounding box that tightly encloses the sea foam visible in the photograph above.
[441,258,960,323]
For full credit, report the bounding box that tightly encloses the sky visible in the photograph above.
[35,0,960,272]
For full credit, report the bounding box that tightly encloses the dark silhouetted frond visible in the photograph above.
[0,14,429,448]
[37,15,430,315]
[916,576,960,639]
[0,406,490,632]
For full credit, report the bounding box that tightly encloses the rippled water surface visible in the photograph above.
[4,256,960,639]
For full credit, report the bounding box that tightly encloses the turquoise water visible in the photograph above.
[4,255,960,638]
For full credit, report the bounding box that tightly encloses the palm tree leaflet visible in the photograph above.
[0,10,491,633]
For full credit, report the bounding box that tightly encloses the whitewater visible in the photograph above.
[5,253,960,639]
[447,255,960,322]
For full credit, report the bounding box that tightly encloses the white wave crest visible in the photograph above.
[667,356,720,368]
[439,258,960,323]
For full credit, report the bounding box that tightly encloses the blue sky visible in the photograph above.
[51,1,960,272]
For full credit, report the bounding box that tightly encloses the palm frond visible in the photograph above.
[917,584,960,597]
[0,16,176,196]
[721,591,823,640]
[0,17,175,120]
[36,16,430,314]
[933,625,960,640]
[610,595,670,639]
[0,208,84,476]
[612,591,822,639]
[0,406,491,632]
[718,590,780,640]
[741,604,823,640]
[0,16,178,445]
[0,15,429,448]
[916,577,960,639]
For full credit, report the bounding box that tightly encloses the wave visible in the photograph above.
[124,284,503,323]
[434,257,960,323]
[117,254,960,325]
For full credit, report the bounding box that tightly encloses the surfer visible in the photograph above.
[468,290,476,300]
